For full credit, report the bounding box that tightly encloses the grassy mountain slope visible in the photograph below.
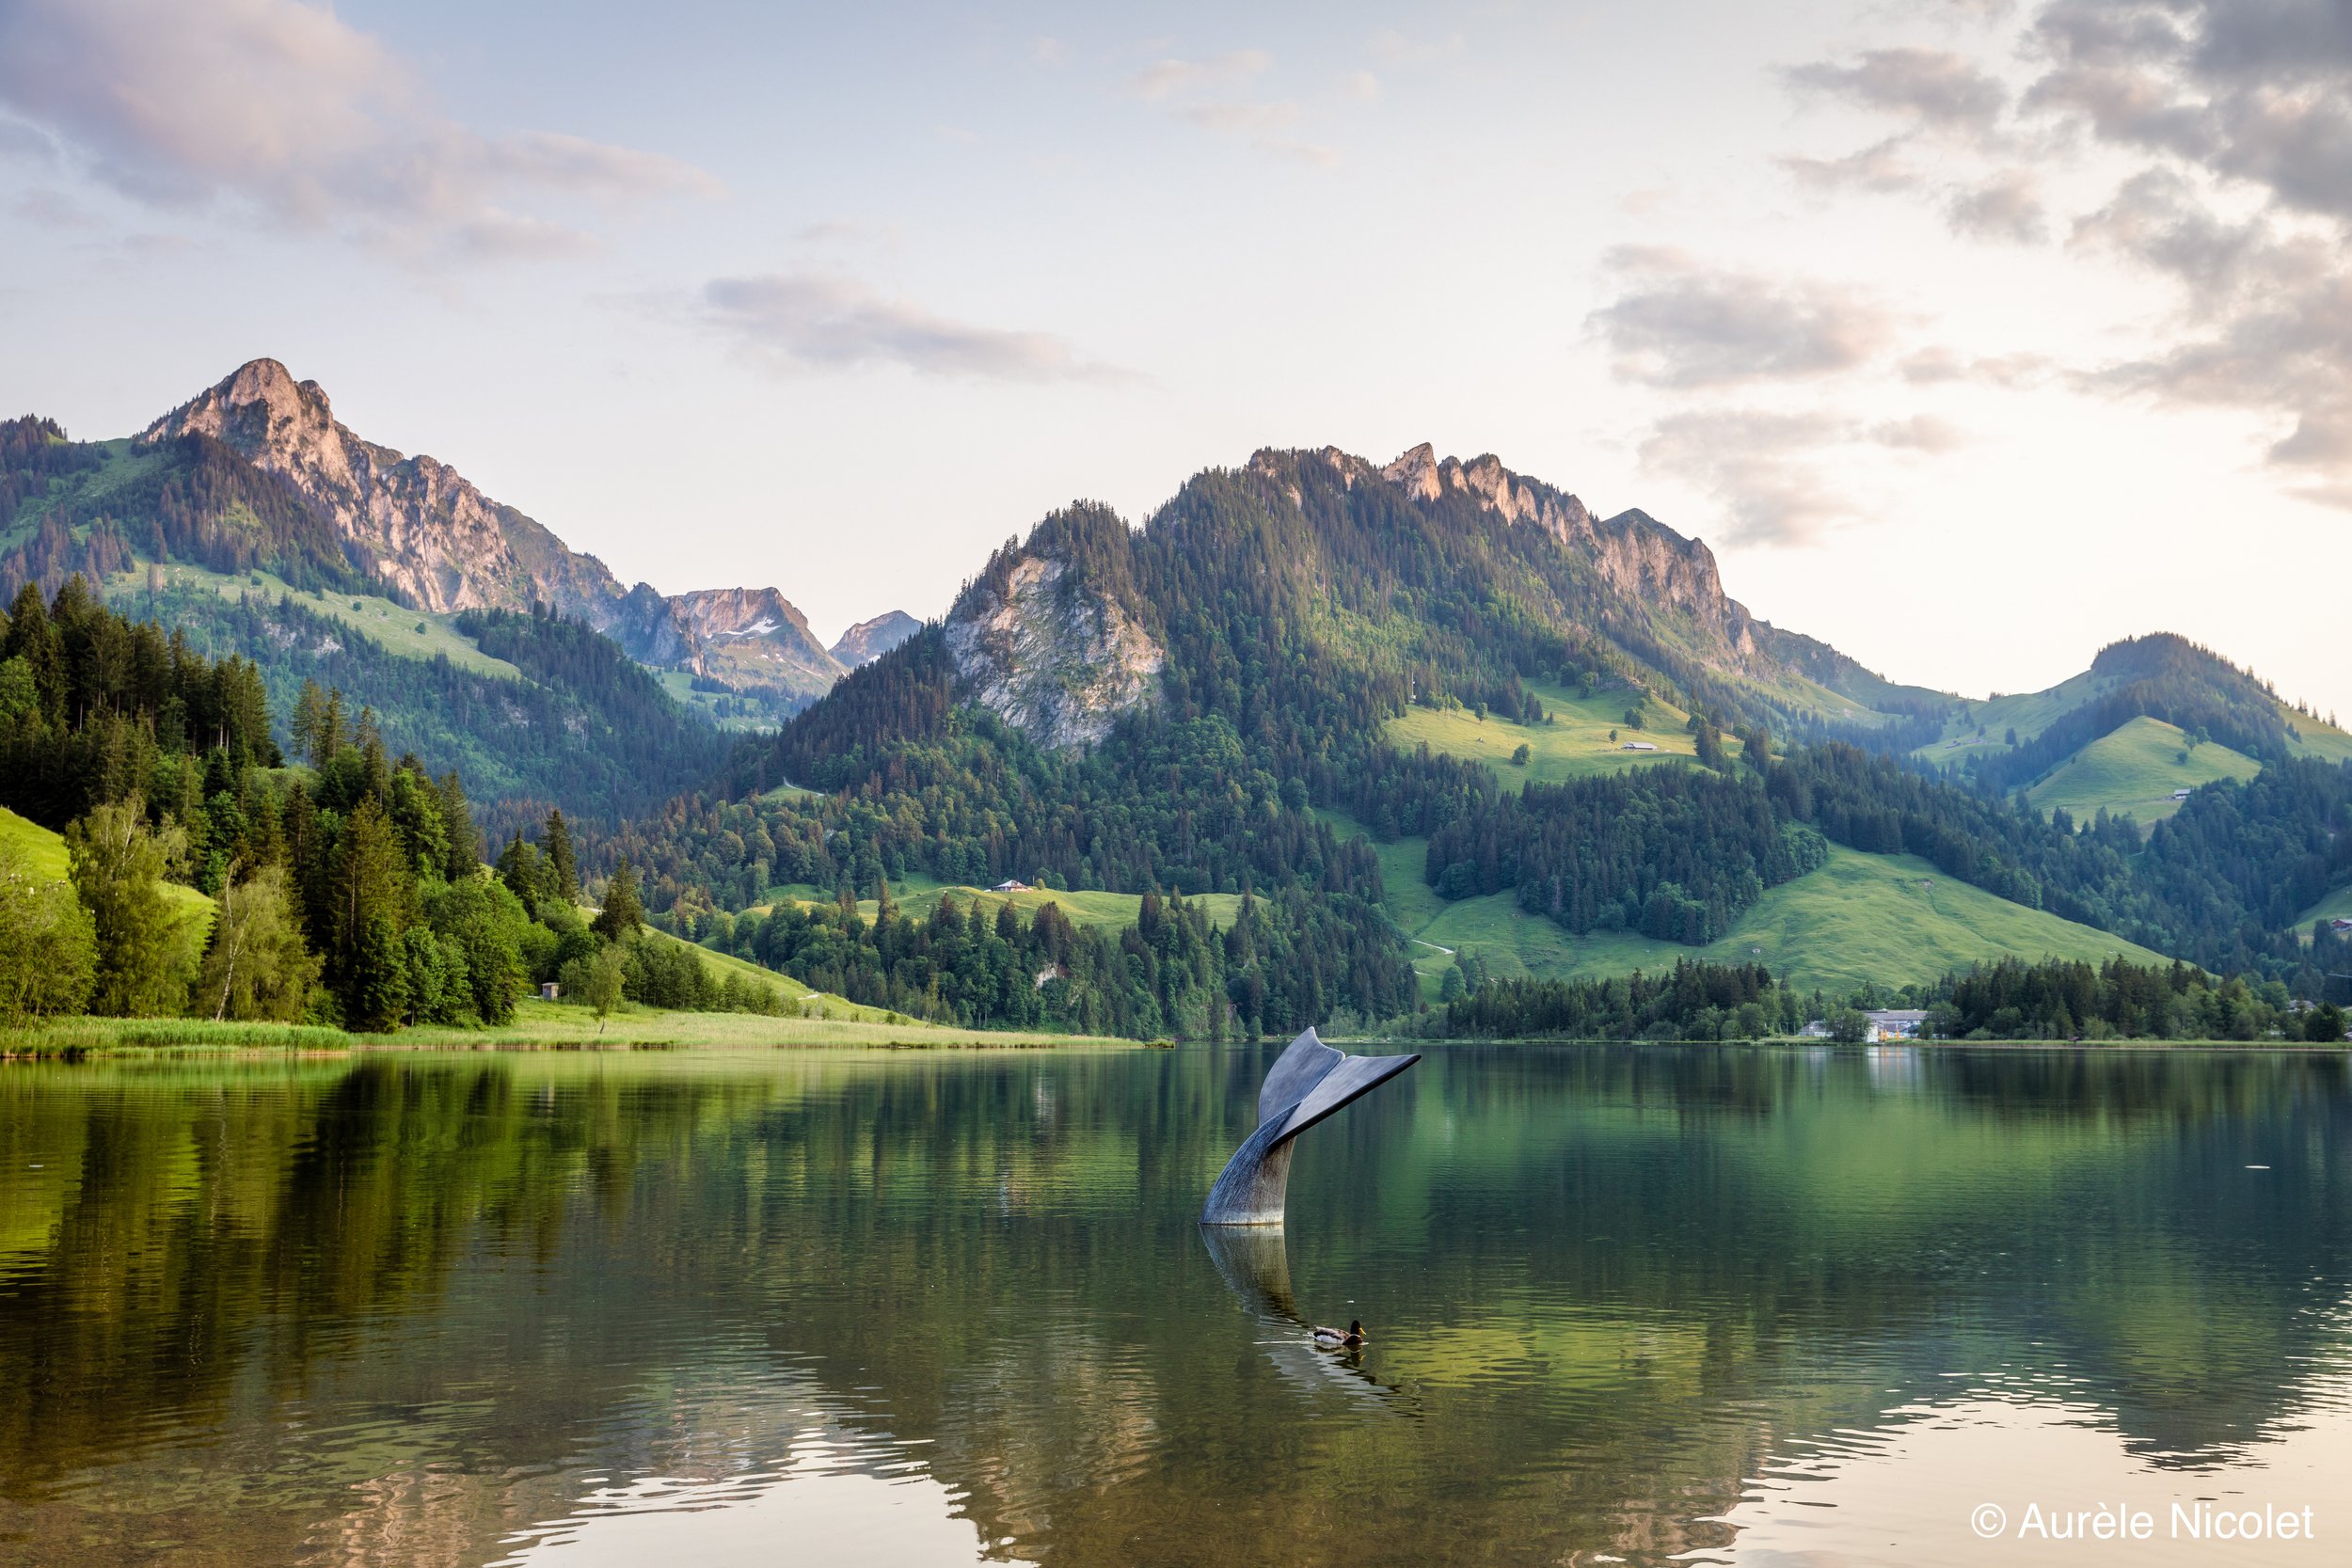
[108,575,733,831]
[2297,884,2352,927]
[2026,717,2262,827]
[755,873,1245,932]
[1,805,211,921]
[1319,807,2164,996]
[1385,681,1749,785]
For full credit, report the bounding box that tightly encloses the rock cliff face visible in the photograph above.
[140,360,850,705]
[944,555,1163,751]
[831,610,921,668]
[142,359,627,621]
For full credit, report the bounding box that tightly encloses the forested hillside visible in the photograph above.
[125,582,734,834]
[594,446,2352,1016]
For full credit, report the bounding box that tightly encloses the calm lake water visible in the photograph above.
[3,1043,2349,1567]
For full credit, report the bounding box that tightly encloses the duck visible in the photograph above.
[1312,1319,1366,1348]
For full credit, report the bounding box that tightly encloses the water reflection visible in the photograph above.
[0,1045,2344,1566]
[1199,1224,1408,1414]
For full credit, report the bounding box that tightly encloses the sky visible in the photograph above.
[1,0,2347,717]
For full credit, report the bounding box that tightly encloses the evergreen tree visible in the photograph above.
[592,858,644,940]
[544,807,579,902]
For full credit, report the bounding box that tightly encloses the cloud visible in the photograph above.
[1123,48,1335,165]
[1638,410,1860,546]
[1126,50,1271,102]
[1638,407,1963,546]
[1868,413,1971,451]
[12,186,94,228]
[695,272,1134,385]
[1899,345,2054,386]
[1782,1,2352,508]
[1947,166,2049,240]
[1784,47,2010,136]
[0,0,717,258]
[1780,136,1923,194]
[1588,248,1899,388]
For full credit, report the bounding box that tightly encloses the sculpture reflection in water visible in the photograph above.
[1199,1027,1420,1227]
[1199,1028,1421,1410]
[1199,1223,1412,1414]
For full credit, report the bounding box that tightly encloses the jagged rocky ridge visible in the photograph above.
[919,441,1938,752]
[135,359,891,706]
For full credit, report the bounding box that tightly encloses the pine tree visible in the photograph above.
[592,858,644,939]
[544,807,579,903]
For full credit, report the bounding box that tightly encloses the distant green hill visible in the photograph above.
[1320,808,2166,997]
[2026,716,2261,828]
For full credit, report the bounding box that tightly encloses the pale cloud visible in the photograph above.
[696,272,1134,385]
[1640,408,1964,546]
[12,186,94,228]
[1589,247,1899,388]
[0,0,718,259]
[1784,47,2010,136]
[1639,409,1861,547]
[1781,0,2352,508]
[1126,50,1271,102]
[1946,166,2049,241]
[1124,48,1335,165]
[1899,345,2055,386]
[1780,136,1924,194]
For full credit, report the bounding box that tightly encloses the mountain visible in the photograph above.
[831,610,920,668]
[3,359,861,720]
[1911,632,2352,820]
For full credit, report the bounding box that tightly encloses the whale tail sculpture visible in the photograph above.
[1200,1028,1420,1226]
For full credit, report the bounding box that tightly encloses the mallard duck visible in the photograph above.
[1312,1320,1365,1347]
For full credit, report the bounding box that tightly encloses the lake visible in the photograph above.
[2,1043,2348,1567]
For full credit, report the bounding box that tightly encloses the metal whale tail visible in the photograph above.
[1200,1027,1419,1226]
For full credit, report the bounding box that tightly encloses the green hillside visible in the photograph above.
[1319,808,2166,997]
[1,804,70,882]
[1913,668,2114,761]
[2296,885,2352,928]
[111,563,525,677]
[756,874,1243,932]
[2282,704,2352,765]
[1,804,212,921]
[1385,680,1746,787]
[2026,716,2261,828]
[636,925,906,1023]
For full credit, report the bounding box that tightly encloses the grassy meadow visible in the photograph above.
[1,1001,1126,1056]
[755,873,1244,931]
[1383,681,1747,788]
[3,804,212,922]
[107,562,525,677]
[2025,716,2261,827]
[1323,806,2168,998]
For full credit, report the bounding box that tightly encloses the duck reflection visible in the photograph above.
[1198,1225,1410,1414]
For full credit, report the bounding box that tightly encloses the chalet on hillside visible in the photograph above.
[993,879,1033,894]
[1621,740,1659,752]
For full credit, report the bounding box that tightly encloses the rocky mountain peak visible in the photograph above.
[832,610,921,668]
[945,517,1164,752]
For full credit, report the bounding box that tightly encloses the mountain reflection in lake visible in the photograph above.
[1,1044,2347,1567]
